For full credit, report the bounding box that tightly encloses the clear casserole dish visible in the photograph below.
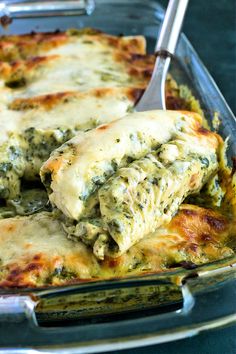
[0,0,235,352]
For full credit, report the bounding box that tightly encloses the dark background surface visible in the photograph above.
[180,0,236,115]
[111,324,236,354]
[111,1,236,353]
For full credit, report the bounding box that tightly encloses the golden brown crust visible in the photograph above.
[170,204,229,244]
[0,54,151,90]
[0,204,233,288]
[114,52,155,83]
[0,32,68,62]
[0,29,146,62]
[9,87,144,111]
[0,29,202,115]
[0,213,100,288]
[175,110,221,150]
[0,55,58,82]
[102,204,233,276]
[9,91,76,111]
[0,29,150,91]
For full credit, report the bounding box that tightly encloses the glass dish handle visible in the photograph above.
[0,278,235,350]
[0,0,95,20]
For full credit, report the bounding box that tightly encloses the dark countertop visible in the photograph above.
[182,0,236,115]
[115,1,236,353]
[112,324,236,354]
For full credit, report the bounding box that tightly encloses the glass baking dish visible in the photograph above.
[0,1,235,352]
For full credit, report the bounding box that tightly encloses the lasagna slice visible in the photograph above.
[40,110,221,258]
[41,110,204,220]
[0,204,233,288]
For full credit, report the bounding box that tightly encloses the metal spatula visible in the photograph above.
[136,0,189,111]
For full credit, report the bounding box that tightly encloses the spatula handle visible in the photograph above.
[136,0,189,111]
[155,0,189,55]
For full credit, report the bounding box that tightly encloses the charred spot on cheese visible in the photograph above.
[202,213,227,231]
[168,260,198,270]
[5,77,27,89]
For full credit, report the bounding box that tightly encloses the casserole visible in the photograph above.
[0,1,235,352]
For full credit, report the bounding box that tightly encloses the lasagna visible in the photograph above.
[40,110,220,259]
[0,204,234,288]
[0,29,235,288]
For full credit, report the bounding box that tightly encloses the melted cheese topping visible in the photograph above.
[0,205,233,288]
[0,55,136,97]
[0,29,146,61]
[0,88,139,143]
[0,212,100,287]
[0,31,151,99]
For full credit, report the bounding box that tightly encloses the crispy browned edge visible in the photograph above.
[8,87,145,111]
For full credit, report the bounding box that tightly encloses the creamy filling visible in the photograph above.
[65,140,219,259]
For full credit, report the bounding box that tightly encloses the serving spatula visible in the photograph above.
[136,0,189,111]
